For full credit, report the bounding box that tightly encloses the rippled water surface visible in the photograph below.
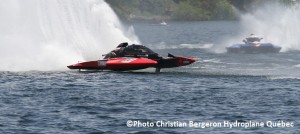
[1,21,300,133]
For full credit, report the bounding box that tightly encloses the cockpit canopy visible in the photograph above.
[104,44,159,59]
[246,37,262,43]
[123,44,156,56]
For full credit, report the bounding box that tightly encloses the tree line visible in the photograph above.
[106,0,299,21]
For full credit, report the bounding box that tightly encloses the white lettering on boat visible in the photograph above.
[98,60,107,67]
[121,58,137,63]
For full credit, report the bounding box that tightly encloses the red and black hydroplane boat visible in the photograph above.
[67,42,196,72]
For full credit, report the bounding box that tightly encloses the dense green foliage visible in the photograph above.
[172,0,235,20]
[106,0,299,21]
[106,0,236,21]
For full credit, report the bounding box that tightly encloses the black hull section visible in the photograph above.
[156,58,178,68]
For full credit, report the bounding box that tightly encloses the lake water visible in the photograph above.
[0,21,299,133]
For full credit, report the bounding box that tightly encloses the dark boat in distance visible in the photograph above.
[67,42,196,72]
[227,34,282,53]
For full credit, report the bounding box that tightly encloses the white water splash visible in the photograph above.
[239,2,300,51]
[0,0,139,71]
[215,1,300,53]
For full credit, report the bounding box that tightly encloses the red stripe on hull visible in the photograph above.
[67,58,157,71]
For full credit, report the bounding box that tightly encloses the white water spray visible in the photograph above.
[239,1,300,51]
[0,0,139,71]
[216,1,300,53]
